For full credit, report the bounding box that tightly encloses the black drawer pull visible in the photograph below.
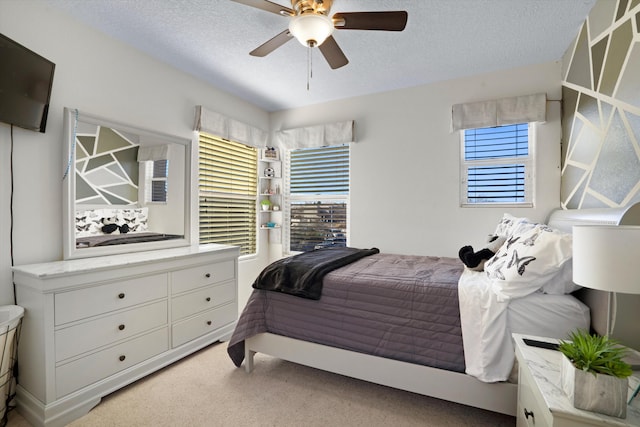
[118,293,125,299]
[205,273,211,278]
[206,320,212,326]
[206,297,211,302]
[119,355,126,362]
[118,324,125,331]
[524,408,534,421]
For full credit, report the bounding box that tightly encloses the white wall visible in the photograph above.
[0,1,270,305]
[270,61,563,258]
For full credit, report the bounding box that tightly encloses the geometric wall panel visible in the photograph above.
[590,36,608,93]
[616,43,640,107]
[561,0,640,209]
[589,109,640,204]
[75,123,140,206]
[599,19,632,96]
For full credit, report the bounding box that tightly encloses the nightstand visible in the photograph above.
[513,334,640,427]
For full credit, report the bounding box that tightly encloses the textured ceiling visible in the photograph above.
[46,0,597,112]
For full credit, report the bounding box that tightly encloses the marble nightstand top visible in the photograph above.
[514,334,640,426]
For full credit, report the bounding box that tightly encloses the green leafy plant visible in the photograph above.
[260,199,272,206]
[559,329,632,378]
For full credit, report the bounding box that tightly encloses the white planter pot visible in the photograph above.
[560,354,628,418]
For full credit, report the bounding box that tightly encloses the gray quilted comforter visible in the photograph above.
[227,253,466,373]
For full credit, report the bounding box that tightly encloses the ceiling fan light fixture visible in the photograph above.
[288,14,334,47]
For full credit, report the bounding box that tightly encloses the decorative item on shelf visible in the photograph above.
[264,167,275,177]
[260,199,272,211]
[266,222,277,228]
[272,205,280,211]
[261,146,279,161]
[559,329,632,418]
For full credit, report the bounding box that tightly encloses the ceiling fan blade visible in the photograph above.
[250,29,294,57]
[231,0,294,16]
[319,36,349,69]
[333,11,408,31]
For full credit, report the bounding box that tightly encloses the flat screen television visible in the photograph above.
[0,33,55,133]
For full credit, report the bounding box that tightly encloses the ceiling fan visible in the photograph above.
[231,0,408,69]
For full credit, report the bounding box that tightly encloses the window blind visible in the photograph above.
[462,124,531,204]
[288,144,349,252]
[199,133,257,254]
[290,145,349,195]
[151,160,168,202]
[464,124,528,160]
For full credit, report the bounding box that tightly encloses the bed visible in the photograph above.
[74,206,182,248]
[227,204,640,416]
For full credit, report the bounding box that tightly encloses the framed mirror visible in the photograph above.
[62,108,192,259]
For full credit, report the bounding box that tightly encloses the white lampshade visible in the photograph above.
[573,225,640,294]
[288,14,334,47]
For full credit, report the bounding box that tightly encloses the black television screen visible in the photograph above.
[0,33,55,133]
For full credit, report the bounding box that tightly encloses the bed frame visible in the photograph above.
[243,204,640,417]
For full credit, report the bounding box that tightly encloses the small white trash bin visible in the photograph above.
[0,305,23,426]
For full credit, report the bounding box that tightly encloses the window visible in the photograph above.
[149,159,168,202]
[286,144,350,252]
[141,159,168,203]
[199,133,258,255]
[461,123,533,206]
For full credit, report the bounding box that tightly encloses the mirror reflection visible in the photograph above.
[63,108,191,259]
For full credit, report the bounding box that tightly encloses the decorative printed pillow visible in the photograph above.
[75,209,106,237]
[493,213,534,238]
[120,207,149,233]
[484,223,573,301]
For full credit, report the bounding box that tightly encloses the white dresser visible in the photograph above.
[12,244,239,427]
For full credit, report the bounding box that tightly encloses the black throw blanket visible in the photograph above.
[252,246,380,300]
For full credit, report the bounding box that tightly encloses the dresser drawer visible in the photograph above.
[171,260,235,294]
[55,327,168,398]
[517,363,552,427]
[55,273,168,325]
[172,303,236,348]
[172,281,235,321]
[55,301,168,361]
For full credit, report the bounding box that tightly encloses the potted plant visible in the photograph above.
[260,199,272,211]
[558,329,632,418]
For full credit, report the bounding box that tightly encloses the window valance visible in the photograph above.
[137,144,170,162]
[451,93,546,132]
[274,120,355,149]
[194,105,267,148]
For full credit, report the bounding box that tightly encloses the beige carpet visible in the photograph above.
[8,342,515,426]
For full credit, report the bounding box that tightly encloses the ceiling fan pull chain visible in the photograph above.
[307,44,312,91]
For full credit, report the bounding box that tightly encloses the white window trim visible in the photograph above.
[459,123,536,208]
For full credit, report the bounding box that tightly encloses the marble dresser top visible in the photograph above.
[514,334,640,426]
[12,244,239,279]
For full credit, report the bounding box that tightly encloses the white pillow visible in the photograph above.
[540,260,582,295]
[485,224,573,301]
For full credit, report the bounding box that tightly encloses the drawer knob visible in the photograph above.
[206,320,212,326]
[206,297,211,302]
[119,355,126,362]
[524,408,534,421]
[118,293,125,299]
[118,324,125,331]
[205,273,211,278]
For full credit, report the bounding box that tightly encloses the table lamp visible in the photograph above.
[572,224,640,404]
